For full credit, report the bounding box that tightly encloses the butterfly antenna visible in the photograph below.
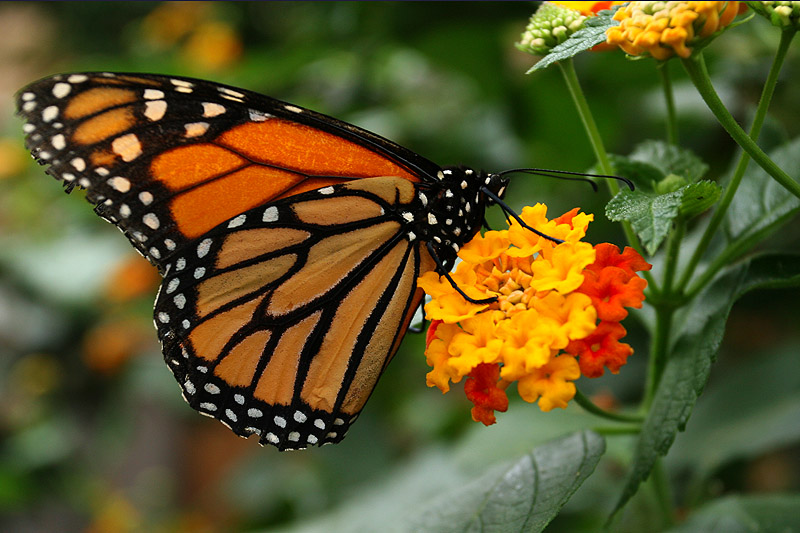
[497,167,634,191]
[480,187,564,245]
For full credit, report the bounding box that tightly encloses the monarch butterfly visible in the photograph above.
[17,72,517,451]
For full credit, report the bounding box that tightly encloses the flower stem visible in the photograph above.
[677,30,796,293]
[558,59,655,285]
[558,58,614,177]
[642,304,674,410]
[661,217,684,296]
[573,388,643,424]
[658,62,678,145]
[681,52,800,200]
[651,458,675,528]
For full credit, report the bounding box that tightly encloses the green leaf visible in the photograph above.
[531,9,620,71]
[666,494,800,533]
[412,431,605,533]
[679,181,722,218]
[606,181,721,254]
[668,345,800,479]
[628,140,709,182]
[607,155,665,189]
[726,137,800,242]
[610,253,800,520]
[606,190,682,255]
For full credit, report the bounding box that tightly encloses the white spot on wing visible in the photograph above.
[184,122,209,138]
[51,134,66,150]
[108,176,131,192]
[144,100,167,121]
[139,191,154,205]
[202,102,226,117]
[71,158,86,171]
[166,278,179,294]
[197,238,212,258]
[220,87,245,98]
[228,214,246,228]
[68,74,88,83]
[112,133,143,162]
[318,186,335,195]
[143,213,160,229]
[52,83,71,98]
[249,109,271,122]
[42,106,59,122]
[284,105,303,113]
[262,206,279,222]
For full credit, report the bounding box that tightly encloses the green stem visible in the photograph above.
[676,31,796,293]
[558,58,614,177]
[651,459,675,528]
[681,52,800,200]
[593,425,642,436]
[661,217,685,296]
[658,62,679,145]
[573,388,644,424]
[642,305,674,411]
[558,59,656,287]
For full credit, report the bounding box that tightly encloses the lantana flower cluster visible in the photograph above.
[606,1,745,60]
[418,205,651,425]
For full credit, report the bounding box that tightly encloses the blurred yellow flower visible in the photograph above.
[0,137,28,179]
[182,21,243,71]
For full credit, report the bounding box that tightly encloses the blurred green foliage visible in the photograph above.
[1,2,798,532]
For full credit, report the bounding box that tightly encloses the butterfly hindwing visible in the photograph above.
[154,176,435,449]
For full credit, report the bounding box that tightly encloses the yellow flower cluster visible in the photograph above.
[606,1,743,60]
[419,206,599,420]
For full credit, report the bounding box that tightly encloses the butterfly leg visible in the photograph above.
[408,299,427,334]
[425,242,497,305]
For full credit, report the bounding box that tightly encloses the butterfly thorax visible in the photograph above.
[410,166,509,268]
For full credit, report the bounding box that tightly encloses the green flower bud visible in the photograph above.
[747,1,800,29]
[656,174,688,194]
[516,2,588,56]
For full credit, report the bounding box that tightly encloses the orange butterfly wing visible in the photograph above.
[17,72,493,450]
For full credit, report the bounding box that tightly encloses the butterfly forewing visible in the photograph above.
[16,72,439,273]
